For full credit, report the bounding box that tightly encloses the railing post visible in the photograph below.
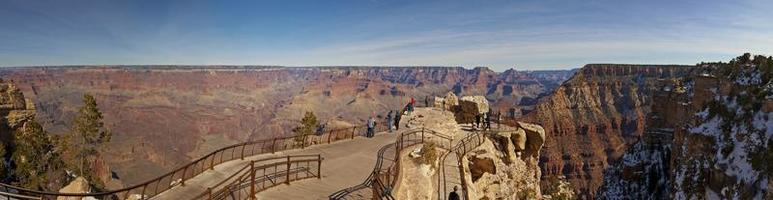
[272,138,277,154]
[317,154,322,179]
[421,128,425,143]
[302,134,308,149]
[327,130,332,144]
[181,166,188,186]
[250,161,256,200]
[210,154,215,170]
[241,145,246,160]
[207,187,212,200]
[286,156,291,185]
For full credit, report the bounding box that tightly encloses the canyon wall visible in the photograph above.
[0,66,572,186]
[519,64,695,198]
[598,56,773,199]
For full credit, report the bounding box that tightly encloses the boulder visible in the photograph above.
[460,96,489,114]
[517,122,545,159]
[57,177,91,200]
[444,92,459,110]
[510,129,527,152]
[434,97,446,109]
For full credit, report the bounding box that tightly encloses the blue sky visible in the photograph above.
[0,0,772,70]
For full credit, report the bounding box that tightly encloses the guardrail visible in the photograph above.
[371,128,452,200]
[328,142,395,200]
[0,121,388,200]
[436,130,487,200]
[192,154,323,200]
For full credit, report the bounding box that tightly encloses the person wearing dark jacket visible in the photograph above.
[394,109,402,131]
[475,114,481,129]
[448,186,460,200]
[386,111,394,133]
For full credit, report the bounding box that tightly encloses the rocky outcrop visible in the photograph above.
[462,123,545,200]
[0,66,572,186]
[598,55,773,199]
[460,96,489,114]
[57,177,90,200]
[519,64,694,198]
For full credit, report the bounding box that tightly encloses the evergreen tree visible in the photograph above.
[12,120,61,190]
[66,94,111,188]
[292,111,318,145]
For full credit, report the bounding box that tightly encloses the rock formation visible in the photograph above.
[460,96,489,114]
[597,54,773,199]
[0,66,572,186]
[461,122,546,200]
[57,177,90,200]
[519,64,695,198]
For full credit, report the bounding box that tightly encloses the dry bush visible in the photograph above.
[420,142,438,167]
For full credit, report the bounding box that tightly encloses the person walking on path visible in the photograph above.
[485,112,492,130]
[367,117,376,138]
[475,114,482,129]
[448,186,460,200]
[386,111,394,133]
[409,97,416,112]
[497,112,502,129]
[394,109,402,131]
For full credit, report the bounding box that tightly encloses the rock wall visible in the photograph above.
[519,64,695,198]
[462,122,545,199]
[598,55,773,199]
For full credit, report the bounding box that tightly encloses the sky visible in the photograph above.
[0,0,772,70]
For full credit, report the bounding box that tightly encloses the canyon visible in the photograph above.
[0,66,572,187]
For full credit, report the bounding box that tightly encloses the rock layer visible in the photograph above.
[0,66,572,186]
[519,64,694,198]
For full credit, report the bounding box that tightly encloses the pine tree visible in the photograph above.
[66,94,111,188]
[292,111,318,146]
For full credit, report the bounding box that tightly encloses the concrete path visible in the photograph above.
[152,131,397,200]
[255,131,399,200]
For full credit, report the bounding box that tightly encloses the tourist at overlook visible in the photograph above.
[448,186,460,200]
[475,114,482,129]
[485,112,492,130]
[425,96,430,107]
[497,112,502,129]
[394,109,402,131]
[386,111,394,133]
[367,116,376,138]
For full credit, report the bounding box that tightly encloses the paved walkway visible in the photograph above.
[255,131,399,200]
[152,130,398,200]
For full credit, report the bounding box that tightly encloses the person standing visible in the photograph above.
[386,111,394,133]
[394,109,402,131]
[424,96,430,107]
[497,112,502,129]
[475,114,481,129]
[409,97,416,112]
[485,112,492,130]
[367,117,376,138]
[448,186,460,200]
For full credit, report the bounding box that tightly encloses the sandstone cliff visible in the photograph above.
[519,64,695,198]
[598,55,773,199]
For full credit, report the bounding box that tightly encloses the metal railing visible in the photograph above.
[371,128,452,200]
[436,130,487,200]
[0,121,388,200]
[192,154,323,200]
